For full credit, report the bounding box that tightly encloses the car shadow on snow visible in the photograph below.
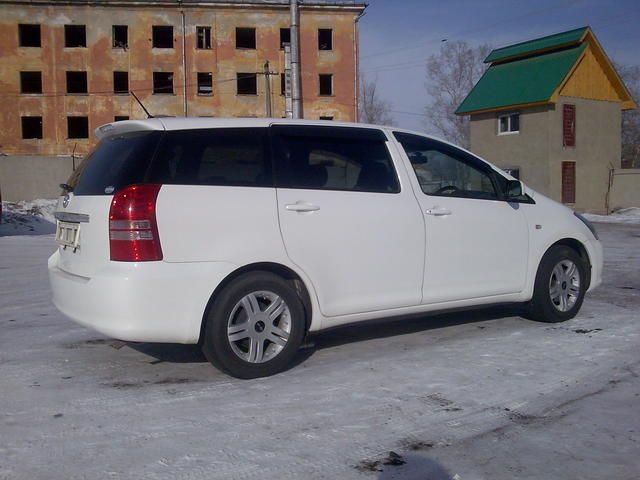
[128,343,207,364]
[311,304,523,351]
[126,304,522,372]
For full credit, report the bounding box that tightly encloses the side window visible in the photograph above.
[394,132,497,200]
[272,126,399,193]
[147,128,271,187]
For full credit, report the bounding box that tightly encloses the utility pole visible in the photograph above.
[289,0,302,118]
[263,61,272,117]
[257,61,278,118]
[284,44,293,118]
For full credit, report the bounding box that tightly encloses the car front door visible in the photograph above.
[272,125,425,317]
[392,132,529,304]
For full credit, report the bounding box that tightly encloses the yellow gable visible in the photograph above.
[557,33,636,110]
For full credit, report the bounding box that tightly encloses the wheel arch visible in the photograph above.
[541,237,592,289]
[198,262,314,344]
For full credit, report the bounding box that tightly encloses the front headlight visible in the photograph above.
[574,212,599,240]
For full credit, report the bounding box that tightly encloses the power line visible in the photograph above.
[0,73,261,98]
[361,8,634,76]
[360,0,582,61]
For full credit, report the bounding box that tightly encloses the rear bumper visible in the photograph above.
[48,251,237,343]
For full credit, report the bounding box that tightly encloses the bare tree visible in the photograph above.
[358,74,394,125]
[424,41,491,148]
[616,63,640,168]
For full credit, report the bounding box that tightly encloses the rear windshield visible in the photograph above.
[67,131,161,195]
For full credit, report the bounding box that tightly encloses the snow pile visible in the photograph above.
[0,199,58,236]
[583,207,640,225]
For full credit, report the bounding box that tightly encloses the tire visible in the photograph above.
[527,245,587,323]
[201,271,307,379]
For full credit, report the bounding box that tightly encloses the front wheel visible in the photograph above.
[527,245,588,323]
[201,271,306,379]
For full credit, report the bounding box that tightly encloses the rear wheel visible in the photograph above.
[202,272,306,379]
[527,245,587,323]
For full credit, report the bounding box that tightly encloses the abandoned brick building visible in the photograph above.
[0,0,366,156]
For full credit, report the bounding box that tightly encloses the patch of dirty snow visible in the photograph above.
[0,199,58,236]
[583,207,640,224]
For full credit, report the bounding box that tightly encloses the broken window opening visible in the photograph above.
[197,72,213,95]
[19,24,41,47]
[66,71,88,94]
[152,26,173,48]
[318,29,333,50]
[319,74,333,96]
[21,116,43,139]
[236,27,256,49]
[20,71,42,94]
[65,25,86,48]
[67,116,89,139]
[112,25,128,48]
[113,71,129,94]
[196,26,211,49]
[280,28,290,49]
[237,73,257,95]
[153,72,174,94]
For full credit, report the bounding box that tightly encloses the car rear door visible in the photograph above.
[55,128,162,278]
[272,125,425,317]
[392,132,529,304]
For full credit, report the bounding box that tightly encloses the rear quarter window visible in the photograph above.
[68,131,161,195]
[271,125,399,193]
[146,128,271,187]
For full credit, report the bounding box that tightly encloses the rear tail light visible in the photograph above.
[109,184,163,261]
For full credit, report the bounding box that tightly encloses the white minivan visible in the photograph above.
[49,118,602,378]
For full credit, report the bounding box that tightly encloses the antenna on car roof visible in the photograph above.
[130,91,153,118]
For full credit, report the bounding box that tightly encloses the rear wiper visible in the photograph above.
[60,183,74,193]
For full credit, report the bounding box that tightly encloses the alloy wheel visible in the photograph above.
[227,291,292,363]
[549,260,581,312]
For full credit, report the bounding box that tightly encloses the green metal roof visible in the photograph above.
[484,27,588,63]
[456,43,586,115]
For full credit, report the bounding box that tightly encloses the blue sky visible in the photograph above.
[359,0,640,131]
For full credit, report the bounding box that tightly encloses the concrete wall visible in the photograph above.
[0,1,362,157]
[549,96,621,214]
[0,155,74,201]
[609,169,640,211]
[469,105,552,196]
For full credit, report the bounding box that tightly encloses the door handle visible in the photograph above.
[425,207,452,216]
[285,202,320,213]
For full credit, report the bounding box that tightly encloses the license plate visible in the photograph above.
[56,221,80,248]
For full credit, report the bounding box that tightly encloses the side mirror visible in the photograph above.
[505,179,524,200]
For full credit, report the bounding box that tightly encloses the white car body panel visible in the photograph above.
[48,118,603,344]
[276,188,425,317]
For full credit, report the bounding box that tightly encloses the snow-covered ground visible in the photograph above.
[0,199,57,236]
[0,218,639,479]
[584,207,640,224]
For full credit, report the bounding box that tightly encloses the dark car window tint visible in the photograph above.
[68,131,161,195]
[272,126,399,193]
[393,132,497,200]
[147,128,271,187]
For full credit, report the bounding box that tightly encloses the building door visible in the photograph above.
[561,161,576,204]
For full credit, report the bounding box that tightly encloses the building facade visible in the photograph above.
[457,27,636,214]
[0,0,366,157]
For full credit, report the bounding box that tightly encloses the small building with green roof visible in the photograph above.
[457,27,636,213]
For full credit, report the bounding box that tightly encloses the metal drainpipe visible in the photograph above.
[353,9,366,122]
[180,4,188,116]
